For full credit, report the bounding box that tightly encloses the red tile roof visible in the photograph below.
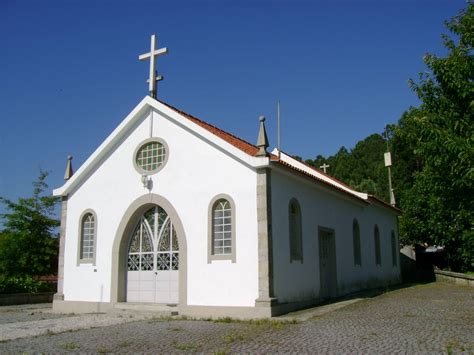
[160,100,260,156]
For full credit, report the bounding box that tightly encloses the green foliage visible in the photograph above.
[0,171,60,276]
[305,135,391,201]
[302,4,473,272]
[0,275,55,294]
[389,108,424,208]
[399,3,473,271]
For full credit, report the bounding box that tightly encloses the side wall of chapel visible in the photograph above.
[271,168,401,304]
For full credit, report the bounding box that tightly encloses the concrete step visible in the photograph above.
[113,302,178,315]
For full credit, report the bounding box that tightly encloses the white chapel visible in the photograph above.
[52,35,401,318]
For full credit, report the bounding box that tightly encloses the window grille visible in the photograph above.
[127,206,179,272]
[135,141,166,173]
[212,199,232,255]
[81,213,95,260]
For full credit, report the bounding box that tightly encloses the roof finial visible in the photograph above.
[64,155,73,181]
[256,115,269,157]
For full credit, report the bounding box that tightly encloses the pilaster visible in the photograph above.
[54,195,67,301]
[255,168,277,312]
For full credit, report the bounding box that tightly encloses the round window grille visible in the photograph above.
[135,140,167,173]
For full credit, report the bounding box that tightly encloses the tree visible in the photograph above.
[0,171,60,276]
[399,3,473,271]
[389,108,424,209]
[306,136,390,201]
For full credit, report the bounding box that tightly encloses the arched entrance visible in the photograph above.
[111,194,187,307]
[127,206,179,303]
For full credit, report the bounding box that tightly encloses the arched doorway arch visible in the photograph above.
[111,194,187,305]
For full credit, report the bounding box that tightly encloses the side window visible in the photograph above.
[374,225,381,266]
[289,199,303,262]
[391,230,398,266]
[208,195,236,262]
[78,210,97,265]
[353,219,362,266]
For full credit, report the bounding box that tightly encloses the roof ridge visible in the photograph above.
[276,148,362,193]
[273,159,368,204]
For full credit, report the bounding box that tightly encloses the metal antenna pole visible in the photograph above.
[277,100,281,159]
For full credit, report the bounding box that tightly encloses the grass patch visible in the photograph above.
[213,317,298,329]
[173,341,201,351]
[61,342,79,350]
[444,339,466,353]
[118,340,132,348]
[97,345,109,354]
[214,316,233,323]
[148,315,174,323]
[360,332,377,341]
[222,332,247,343]
[148,314,190,323]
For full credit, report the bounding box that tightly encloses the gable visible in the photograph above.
[53,97,269,197]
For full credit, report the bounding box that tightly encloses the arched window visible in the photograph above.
[391,230,398,266]
[289,199,303,262]
[208,195,235,262]
[79,210,97,264]
[374,225,381,266]
[353,219,361,266]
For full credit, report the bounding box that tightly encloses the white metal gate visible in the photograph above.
[127,206,179,304]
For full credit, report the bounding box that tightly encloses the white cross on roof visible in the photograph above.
[320,163,330,173]
[139,34,168,99]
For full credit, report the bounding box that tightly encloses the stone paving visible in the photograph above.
[0,282,473,353]
[0,303,71,325]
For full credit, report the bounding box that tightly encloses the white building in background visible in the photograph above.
[52,96,401,318]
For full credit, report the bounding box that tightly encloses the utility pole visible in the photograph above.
[384,126,396,206]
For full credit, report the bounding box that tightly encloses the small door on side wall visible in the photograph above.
[318,228,337,299]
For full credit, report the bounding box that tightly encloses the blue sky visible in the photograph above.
[0,0,466,215]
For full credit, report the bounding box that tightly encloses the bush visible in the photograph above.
[0,275,55,294]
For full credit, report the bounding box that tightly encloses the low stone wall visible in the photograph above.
[0,292,55,306]
[435,270,474,287]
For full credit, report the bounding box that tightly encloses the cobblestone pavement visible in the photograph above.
[0,282,472,353]
[0,303,75,324]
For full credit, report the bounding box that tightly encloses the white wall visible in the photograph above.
[271,168,400,303]
[63,108,259,307]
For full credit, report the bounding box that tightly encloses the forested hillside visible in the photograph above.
[300,4,473,272]
[301,133,398,203]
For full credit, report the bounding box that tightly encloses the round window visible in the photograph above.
[134,139,168,174]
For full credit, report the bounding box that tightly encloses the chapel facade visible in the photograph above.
[52,96,401,318]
